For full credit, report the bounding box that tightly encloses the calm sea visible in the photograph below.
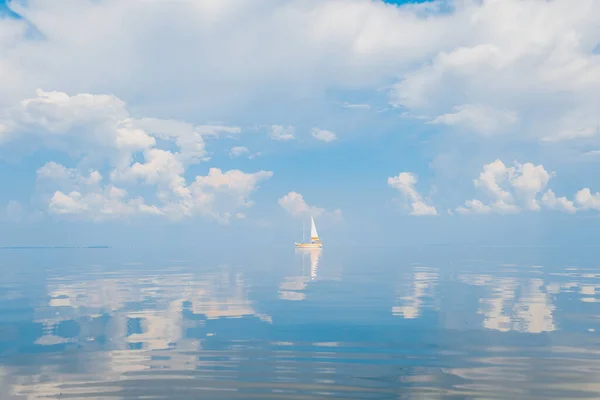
[0,245,599,399]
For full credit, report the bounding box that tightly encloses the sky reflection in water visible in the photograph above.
[0,246,600,399]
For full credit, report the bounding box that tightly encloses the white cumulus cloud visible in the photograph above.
[389,1,600,142]
[278,191,342,222]
[270,125,295,141]
[342,102,371,110]
[429,104,518,135]
[457,160,552,214]
[37,163,161,221]
[456,199,492,215]
[311,128,337,142]
[37,160,272,223]
[455,160,600,215]
[229,146,249,157]
[0,89,272,222]
[229,146,260,159]
[388,172,437,216]
[574,188,600,211]
[541,190,577,214]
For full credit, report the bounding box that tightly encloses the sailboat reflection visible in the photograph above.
[278,248,323,301]
[298,247,322,280]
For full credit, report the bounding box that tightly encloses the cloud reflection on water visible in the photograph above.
[0,247,600,398]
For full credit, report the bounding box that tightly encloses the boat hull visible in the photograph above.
[295,242,323,248]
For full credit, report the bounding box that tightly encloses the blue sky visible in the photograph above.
[1,0,600,247]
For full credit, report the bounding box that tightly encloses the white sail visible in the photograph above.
[310,216,319,241]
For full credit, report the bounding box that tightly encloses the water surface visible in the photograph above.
[1,245,599,399]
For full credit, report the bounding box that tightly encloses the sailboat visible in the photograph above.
[295,216,323,248]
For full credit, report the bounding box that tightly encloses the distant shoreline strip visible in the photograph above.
[0,246,110,249]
